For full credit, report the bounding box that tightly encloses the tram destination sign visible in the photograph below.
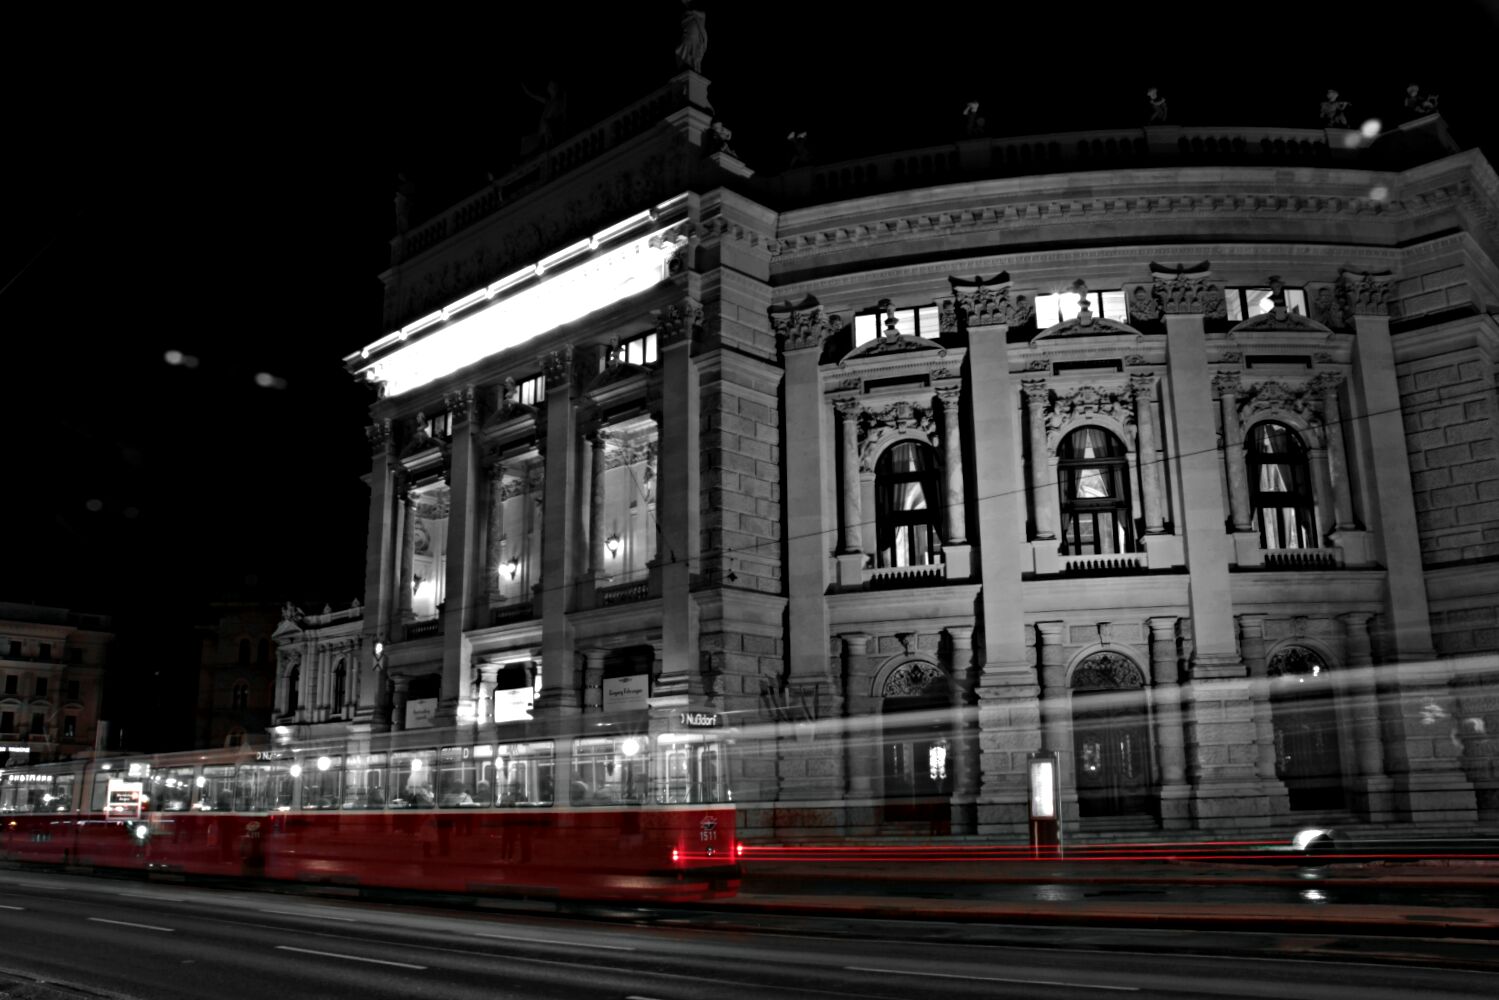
[678,711,721,728]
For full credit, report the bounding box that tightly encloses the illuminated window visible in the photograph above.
[1226,287,1309,321]
[517,374,545,407]
[1034,290,1129,328]
[410,485,449,619]
[853,304,941,347]
[875,441,943,568]
[1058,427,1134,555]
[425,410,453,440]
[1247,422,1317,549]
[616,331,659,367]
[597,419,658,584]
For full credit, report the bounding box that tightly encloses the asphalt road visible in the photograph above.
[0,870,1495,1000]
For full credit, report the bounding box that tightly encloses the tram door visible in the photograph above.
[881,694,952,830]
[658,737,724,803]
[1072,690,1152,818]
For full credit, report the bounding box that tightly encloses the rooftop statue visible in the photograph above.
[787,130,812,168]
[1146,87,1168,124]
[963,101,985,138]
[522,80,568,151]
[1320,89,1350,128]
[675,1,708,73]
[1404,83,1439,117]
[393,172,415,235]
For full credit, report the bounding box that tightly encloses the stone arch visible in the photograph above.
[1263,641,1349,812]
[1048,415,1136,454]
[859,427,940,475]
[1065,647,1148,689]
[871,654,948,699]
[1243,409,1323,449]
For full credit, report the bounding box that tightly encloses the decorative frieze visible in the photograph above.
[881,660,946,697]
[656,298,703,346]
[1070,651,1147,690]
[1045,384,1136,446]
[857,400,937,469]
[539,345,574,389]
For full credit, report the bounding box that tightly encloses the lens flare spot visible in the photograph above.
[164,350,183,365]
[1360,118,1381,139]
[85,498,104,512]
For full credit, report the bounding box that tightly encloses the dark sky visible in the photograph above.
[3,1,1496,742]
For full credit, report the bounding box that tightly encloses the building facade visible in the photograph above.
[287,70,1499,842]
[193,602,283,749]
[0,603,112,764]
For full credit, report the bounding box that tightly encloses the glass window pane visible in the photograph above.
[436,746,479,807]
[496,741,553,806]
[644,332,658,365]
[1285,289,1308,315]
[199,765,235,811]
[300,756,342,810]
[572,737,647,805]
[1226,290,1244,322]
[1034,293,1061,329]
[1058,293,1083,322]
[853,314,879,346]
[917,304,940,340]
[1100,290,1127,322]
[1245,288,1275,315]
[390,750,436,808]
[342,753,387,809]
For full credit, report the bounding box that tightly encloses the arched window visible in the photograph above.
[332,659,347,714]
[238,639,251,665]
[1247,422,1316,549]
[231,681,249,711]
[874,441,942,568]
[1057,427,1133,555]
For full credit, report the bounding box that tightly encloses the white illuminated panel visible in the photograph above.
[357,223,683,398]
[1029,758,1056,819]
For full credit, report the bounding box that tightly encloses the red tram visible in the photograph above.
[0,726,738,902]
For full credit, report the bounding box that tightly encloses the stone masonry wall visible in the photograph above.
[1398,346,1499,565]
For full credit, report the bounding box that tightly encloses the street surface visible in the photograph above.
[0,868,1495,999]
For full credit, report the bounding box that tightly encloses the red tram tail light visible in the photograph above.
[737,842,744,857]
[671,847,680,863]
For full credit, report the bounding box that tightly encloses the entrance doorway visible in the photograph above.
[1268,646,1346,811]
[879,660,952,831]
[1070,653,1153,818]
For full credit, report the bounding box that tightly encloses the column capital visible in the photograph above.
[1211,371,1242,398]
[1020,376,1050,404]
[1338,268,1395,317]
[1149,261,1227,318]
[771,298,838,354]
[1309,370,1346,396]
[539,345,575,389]
[366,418,394,460]
[944,625,974,649]
[1340,610,1376,628]
[656,297,703,348]
[1147,615,1179,641]
[1129,371,1158,399]
[840,632,873,655]
[934,383,962,406]
[1236,613,1268,639]
[1035,620,1065,643]
[831,394,862,418]
[945,271,1033,330]
[444,384,479,426]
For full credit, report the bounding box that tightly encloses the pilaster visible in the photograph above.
[534,347,580,716]
[439,386,478,725]
[1147,616,1191,828]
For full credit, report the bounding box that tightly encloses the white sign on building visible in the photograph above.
[603,674,648,712]
[405,697,438,729]
[492,685,535,724]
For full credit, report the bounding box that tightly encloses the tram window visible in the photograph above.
[436,746,480,807]
[390,749,436,808]
[495,741,554,806]
[573,737,647,805]
[235,761,293,811]
[1,776,38,813]
[147,767,194,812]
[300,756,342,810]
[198,765,235,811]
[655,737,724,804]
[90,772,111,812]
[52,773,76,813]
[342,754,387,808]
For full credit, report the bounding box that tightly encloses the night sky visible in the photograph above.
[4,1,1495,747]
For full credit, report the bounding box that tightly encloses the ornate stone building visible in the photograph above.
[290,68,1499,841]
[0,603,112,764]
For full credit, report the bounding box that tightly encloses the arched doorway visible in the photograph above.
[879,660,952,831]
[1268,646,1345,811]
[1070,653,1153,818]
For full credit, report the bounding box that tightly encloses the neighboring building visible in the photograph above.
[0,603,112,764]
[269,601,365,742]
[288,67,1499,841]
[193,603,282,748]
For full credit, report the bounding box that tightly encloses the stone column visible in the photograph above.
[1214,372,1253,533]
[961,281,1037,837]
[582,651,606,713]
[476,663,499,725]
[1148,616,1190,828]
[1036,622,1076,821]
[535,347,581,716]
[1317,375,1356,531]
[1237,615,1285,786]
[936,386,967,544]
[397,488,416,623]
[485,462,506,606]
[1343,270,1475,823]
[834,396,863,555]
[586,429,607,579]
[1307,444,1335,543]
[779,311,836,721]
[1131,374,1166,534]
[840,633,876,802]
[651,302,699,706]
[390,676,410,732]
[1341,611,1393,820]
[947,625,979,835]
[440,386,479,725]
[1021,377,1056,541]
[358,420,396,731]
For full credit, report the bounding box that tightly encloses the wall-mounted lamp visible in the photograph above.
[605,533,621,558]
[505,556,520,580]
